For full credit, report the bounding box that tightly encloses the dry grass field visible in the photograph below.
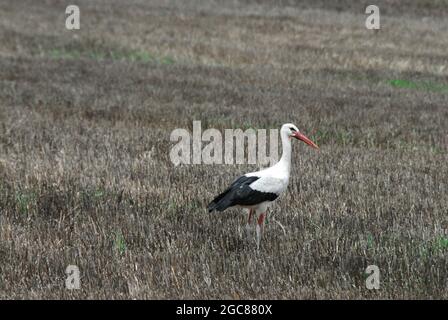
[0,0,447,299]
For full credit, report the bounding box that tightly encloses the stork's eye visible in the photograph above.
[290,127,296,132]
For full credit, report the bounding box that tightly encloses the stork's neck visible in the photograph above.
[276,130,292,175]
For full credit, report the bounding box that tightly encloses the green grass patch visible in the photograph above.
[433,236,448,252]
[366,233,375,250]
[418,236,448,259]
[113,230,127,255]
[388,79,448,92]
[15,190,36,215]
[80,188,106,200]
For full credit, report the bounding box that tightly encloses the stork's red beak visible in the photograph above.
[293,131,319,149]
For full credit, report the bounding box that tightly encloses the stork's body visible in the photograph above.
[208,123,319,249]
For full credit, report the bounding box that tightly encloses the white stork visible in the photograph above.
[207,123,319,249]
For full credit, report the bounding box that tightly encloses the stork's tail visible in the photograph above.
[207,189,233,213]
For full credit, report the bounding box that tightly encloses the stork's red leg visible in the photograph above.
[257,212,265,226]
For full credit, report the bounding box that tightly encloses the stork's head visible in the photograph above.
[281,123,319,149]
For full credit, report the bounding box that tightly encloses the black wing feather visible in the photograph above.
[207,175,278,212]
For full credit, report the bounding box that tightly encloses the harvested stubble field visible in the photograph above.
[0,0,447,299]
